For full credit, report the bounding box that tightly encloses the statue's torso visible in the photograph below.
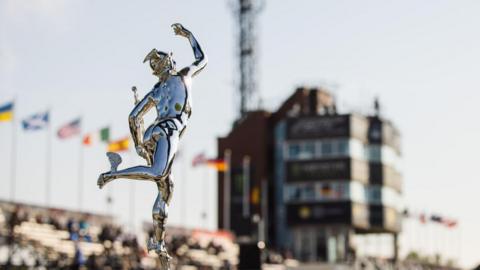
[141,74,191,154]
[151,75,191,125]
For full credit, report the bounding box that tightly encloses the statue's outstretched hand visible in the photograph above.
[172,23,191,38]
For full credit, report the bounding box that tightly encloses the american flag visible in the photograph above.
[57,118,81,139]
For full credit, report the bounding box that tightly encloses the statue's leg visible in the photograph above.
[102,130,174,181]
[151,176,174,243]
[146,132,179,269]
[148,178,175,270]
[149,190,169,265]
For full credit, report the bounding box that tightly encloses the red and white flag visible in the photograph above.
[443,218,458,228]
[192,153,207,167]
[57,118,81,139]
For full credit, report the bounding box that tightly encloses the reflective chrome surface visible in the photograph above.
[98,23,207,269]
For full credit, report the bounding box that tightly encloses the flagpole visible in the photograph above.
[78,136,84,210]
[106,187,114,216]
[180,147,188,228]
[105,124,114,217]
[203,165,209,228]
[242,155,250,218]
[128,148,136,231]
[180,146,187,227]
[44,109,52,206]
[458,224,462,265]
[223,149,231,231]
[10,99,17,202]
[260,178,268,243]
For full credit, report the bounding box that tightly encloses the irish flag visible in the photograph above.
[83,127,110,146]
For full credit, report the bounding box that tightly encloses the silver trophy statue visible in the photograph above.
[98,23,207,269]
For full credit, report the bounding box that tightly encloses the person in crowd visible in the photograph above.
[72,241,85,269]
[48,210,63,230]
[79,215,92,242]
[67,218,80,241]
[86,254,101,270]
[8,205,21,233]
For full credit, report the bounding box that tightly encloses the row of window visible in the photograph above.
[284,181,403,210]
[284,139,402,171]
[286,139,350,159]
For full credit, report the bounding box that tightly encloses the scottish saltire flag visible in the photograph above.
[57,118,81,139]
[0,102,14,122]
[22,111,49,131]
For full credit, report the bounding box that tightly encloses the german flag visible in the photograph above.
[108,137,129,152]
[206,159,227,172]
[0,102,13,122]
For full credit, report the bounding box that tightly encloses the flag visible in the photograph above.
[57,118,81,139]
[108,137,129,152]
[192,153,207,166]
[430,214,443,223]
[419,213,426,224]
[0,102,13,122]
[251,186,260,205]
[100,127,110,142]
[192,153,227,171]
[83,127,110,146]
[82,135,92,146]
[206,158,227,172]
[443,219,458,228]
[22,111,49,131]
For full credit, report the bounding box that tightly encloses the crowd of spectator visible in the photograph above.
[0,203,149,269]
[0,202,238,270]
[1,202,465,270]
[162,233,230,269]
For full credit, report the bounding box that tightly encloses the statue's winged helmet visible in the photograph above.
[143,49,176,76]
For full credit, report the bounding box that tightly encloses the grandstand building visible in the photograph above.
[217,87,403,263]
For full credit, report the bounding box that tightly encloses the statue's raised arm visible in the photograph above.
[172,23,208,77]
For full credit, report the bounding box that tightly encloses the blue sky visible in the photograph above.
[0,0,479,267]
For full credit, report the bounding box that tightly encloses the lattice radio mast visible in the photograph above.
[234,0,263,118]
